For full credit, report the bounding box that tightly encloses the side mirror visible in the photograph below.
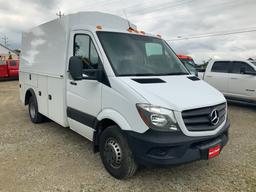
[69,56,83,80]
[244,70,256,75]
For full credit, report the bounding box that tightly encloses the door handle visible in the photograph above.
[246,89,255,92]
[230,77,238,80]
[206,75,212,78]
[70,81,77,85]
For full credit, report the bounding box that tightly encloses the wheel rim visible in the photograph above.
[29,101,36,119]
[103,138,122,169]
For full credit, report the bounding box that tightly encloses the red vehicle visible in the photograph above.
[0,60,19,79]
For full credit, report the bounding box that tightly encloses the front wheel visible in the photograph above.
[99,125,138,179]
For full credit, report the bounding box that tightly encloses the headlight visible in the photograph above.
[136,103,179,132]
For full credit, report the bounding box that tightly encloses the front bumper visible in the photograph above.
[124,120,230,167]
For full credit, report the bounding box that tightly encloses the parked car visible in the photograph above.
[0,60,19,79]
[177,54,198,76]
[19,12,230,179]
[199,59,256,103]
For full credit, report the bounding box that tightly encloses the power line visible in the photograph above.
[128,0,194,15]
[53,2,256,40]
[166,28,256,41]
[174,26,256,38]
[63,0,117,15]
[130,0,243,21]
[115,0,158,12]
[61,0,193,19]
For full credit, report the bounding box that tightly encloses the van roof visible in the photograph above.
[27,11,137,33]
[27,12,159,38]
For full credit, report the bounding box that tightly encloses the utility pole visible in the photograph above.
[1,35,8,46]
[56,11,64,18]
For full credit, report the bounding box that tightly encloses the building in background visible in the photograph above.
[0,43,19,61]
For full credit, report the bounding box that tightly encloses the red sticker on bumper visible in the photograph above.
[208,145,221,159]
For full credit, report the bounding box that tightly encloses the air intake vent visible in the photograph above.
[132,78,166,84]
[187,76,200,81]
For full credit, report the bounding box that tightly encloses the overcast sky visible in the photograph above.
[0,0,255,63]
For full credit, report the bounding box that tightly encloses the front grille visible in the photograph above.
[182,103,226,131]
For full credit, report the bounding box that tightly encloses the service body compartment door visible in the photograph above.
[48,76,67,126]
[37,75,48,116]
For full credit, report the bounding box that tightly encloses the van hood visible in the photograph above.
[119,75,226,111]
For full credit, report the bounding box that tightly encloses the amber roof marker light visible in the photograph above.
[127,27,144,34]
[96,25,102,30]
[127,27,133,32]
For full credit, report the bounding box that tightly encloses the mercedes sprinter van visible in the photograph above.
[19,12,230,179]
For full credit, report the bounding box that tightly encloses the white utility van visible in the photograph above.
[19,12,230,179]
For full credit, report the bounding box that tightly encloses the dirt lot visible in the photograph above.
[0,80,255,192]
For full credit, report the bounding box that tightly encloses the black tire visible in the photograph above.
[99,125,138,179]
[28,96,44,123]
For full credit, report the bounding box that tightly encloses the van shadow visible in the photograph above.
[227,100,256,112]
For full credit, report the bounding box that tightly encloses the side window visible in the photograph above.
[10,61,16,66]
[211,61,230,73]
[0,60,5,65]
[90,42,99,69]
[74,34,99,70]
[231,62,254,74]
[74,35,89,59]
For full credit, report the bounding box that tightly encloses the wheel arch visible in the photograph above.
[93,109,133,152]
[24,88,37,106]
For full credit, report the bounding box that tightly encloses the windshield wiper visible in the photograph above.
[118,72,189,77]
[119,73,157,76]
[160,72,189,76]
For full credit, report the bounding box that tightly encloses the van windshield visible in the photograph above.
[97,32,188,76]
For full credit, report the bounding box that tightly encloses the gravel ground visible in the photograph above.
[0,80,255,192]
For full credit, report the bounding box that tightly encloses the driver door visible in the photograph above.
[67,31,102,141]
[228,61,256,100]
[0,60,8,77]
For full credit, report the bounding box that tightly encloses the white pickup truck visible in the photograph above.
[199,59,256,104]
